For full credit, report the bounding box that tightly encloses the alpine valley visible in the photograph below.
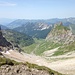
[0,18,75,75]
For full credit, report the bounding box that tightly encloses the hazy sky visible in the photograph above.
[0,0,75,19]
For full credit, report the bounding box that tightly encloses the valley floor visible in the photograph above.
[2,49,75,75]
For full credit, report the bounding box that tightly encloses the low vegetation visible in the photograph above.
[0,57,63,75]
[22,43,37,53]
[0,57,19,66]
[22,38,44,53]
[70,24,75,34]
[22,38,61,55]
[55,24,70,31]
[53,42,75,56]
[2,29,34,47]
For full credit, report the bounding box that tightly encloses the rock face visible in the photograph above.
[0,26,12,51]
[0,65,50,75]
[0,26,2,36]
[46,22,75,44]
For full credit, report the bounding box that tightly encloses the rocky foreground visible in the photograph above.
[0,64,50,75]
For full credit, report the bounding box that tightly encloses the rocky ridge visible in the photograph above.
[46,22,75,44]
[0,64,50,75]
[13,22,52,39]
[0,26,12,52]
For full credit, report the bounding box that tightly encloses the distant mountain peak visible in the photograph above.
[46,22,75,44]
[54,22,63,27]
[53,22,70,31]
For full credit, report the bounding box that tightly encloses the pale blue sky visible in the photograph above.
[0,0,75,19]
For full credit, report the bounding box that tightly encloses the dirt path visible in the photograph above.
[2,49,75,75]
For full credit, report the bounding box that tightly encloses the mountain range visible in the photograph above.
[13,22,52,39]
[5,17,75,28]
[0,18,75,39]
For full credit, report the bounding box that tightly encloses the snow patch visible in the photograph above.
[9,49,13,51]
[6,51,10,54]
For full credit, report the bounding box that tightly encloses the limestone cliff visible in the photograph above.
[46,22,75,44]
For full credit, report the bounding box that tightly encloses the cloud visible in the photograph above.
[0,2,17,6]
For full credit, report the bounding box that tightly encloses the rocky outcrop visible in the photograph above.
[0,26,12,51]
[0,26,12,47]
[0,65,50,75]
[46,22,75,44]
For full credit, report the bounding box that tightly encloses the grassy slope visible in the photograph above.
[34,41,61,55]
[0,57,19,66]
[55,24,70,31]
[22,38,61,55]
[22,38,44,54]
[53,42,75,56]
[22,43,37,53]
[2,29,34,47]
[70,24,75,34]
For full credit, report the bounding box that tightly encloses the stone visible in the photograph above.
[0,26,12,52]
[0,65,50,75]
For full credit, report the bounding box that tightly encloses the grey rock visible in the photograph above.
[0,65,50,75]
